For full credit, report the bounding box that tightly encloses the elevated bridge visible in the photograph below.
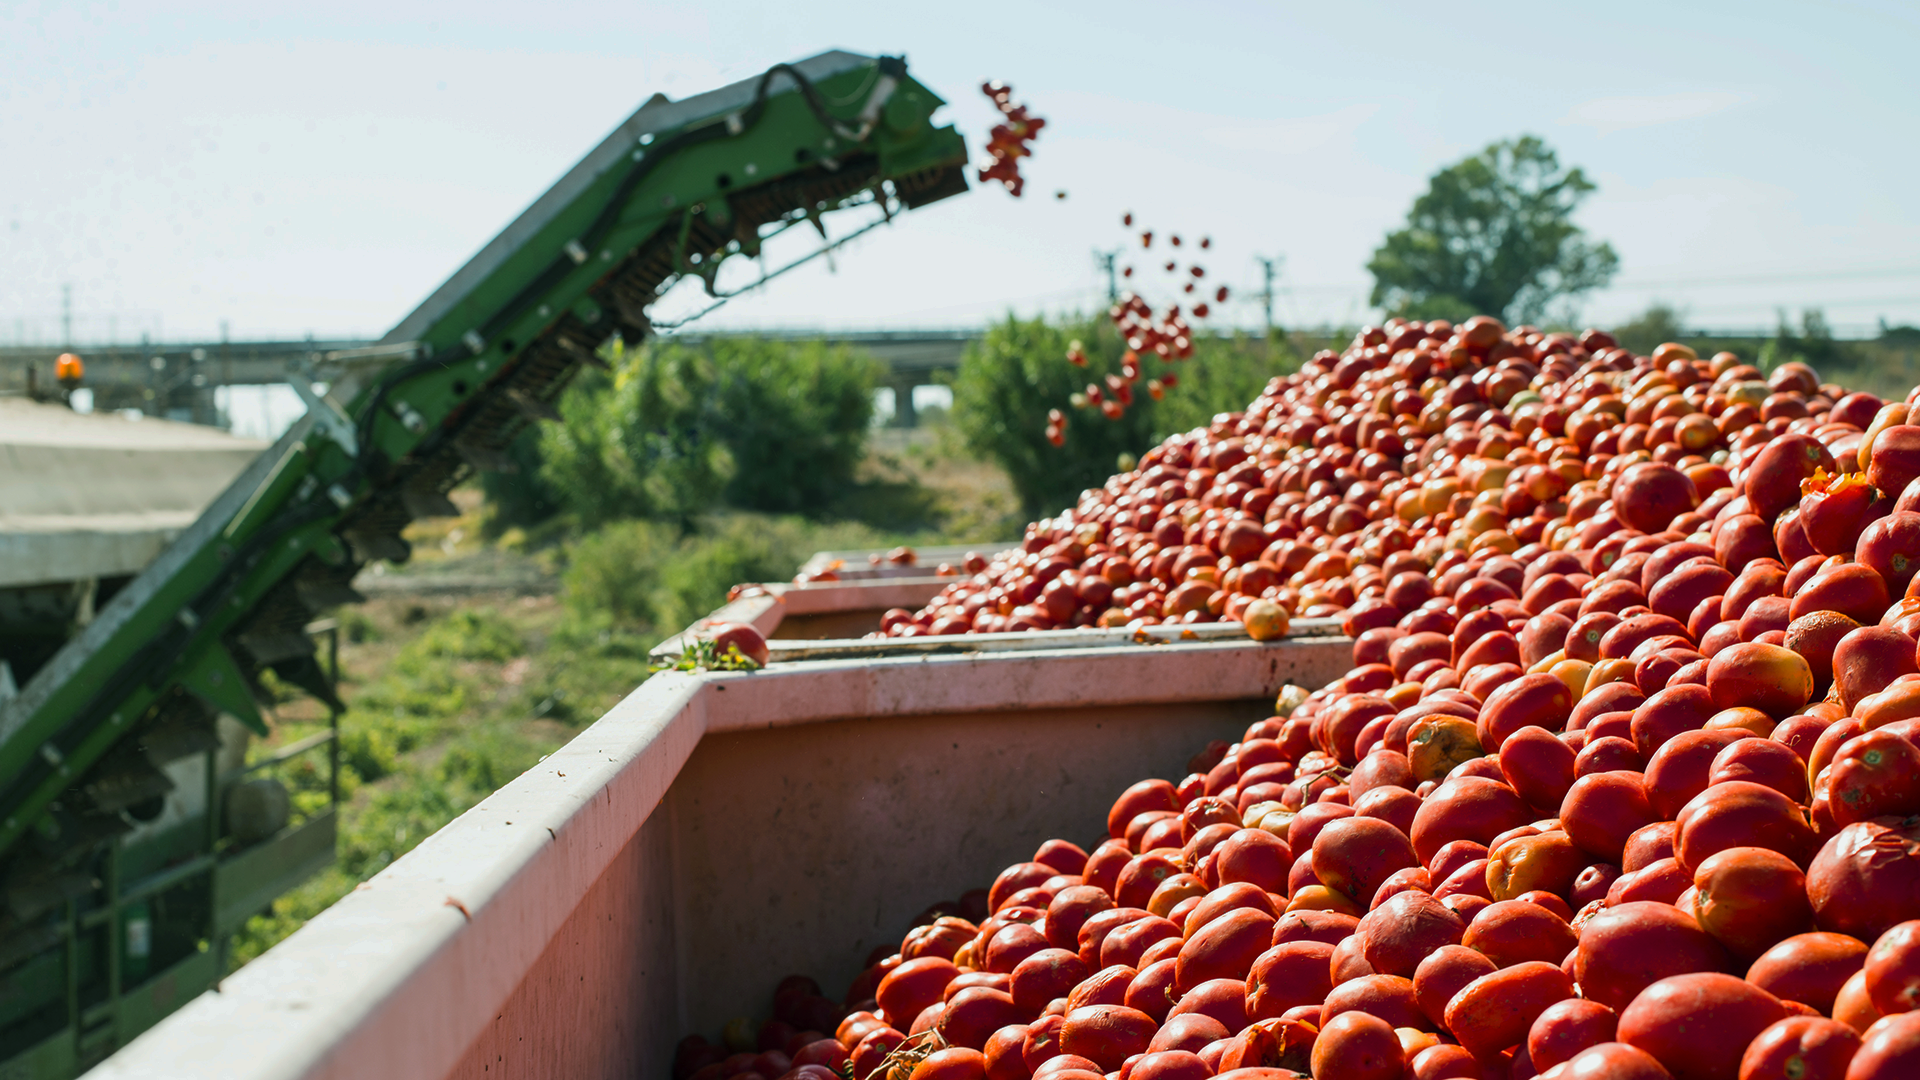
[0,328,980,426]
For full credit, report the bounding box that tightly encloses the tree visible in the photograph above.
[1759,308,1854,376]
[1612,303,1688,357]
[1879,318,1920,348]
[951,315,1295,516]
[1368,136,1619,324]
[538,336,881,527]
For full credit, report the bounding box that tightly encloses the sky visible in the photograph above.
[4,0,1919,348]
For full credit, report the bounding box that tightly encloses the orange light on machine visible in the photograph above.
[55,353,84,385]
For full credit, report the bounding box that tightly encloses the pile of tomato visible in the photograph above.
[683,315,1920,1078]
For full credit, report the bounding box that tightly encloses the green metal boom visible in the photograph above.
[0,50,966,1070]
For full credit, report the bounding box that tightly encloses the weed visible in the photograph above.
[556,513,891,638]
[339,608,381,644]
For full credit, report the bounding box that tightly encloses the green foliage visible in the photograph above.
[538,337,882,527]
[405,609,525,665]
[228,508,876,970]
[1748,309,1920,399]
[337,723,399,784]
[1612,303,1689,356]
[1882,320,1920,348]
[227,721,549,969]
[479,426,565,534]
[650,637,763,674]
[1759,309,1850,375]
[558,518,679,630]
[516,623,655,726]
[325,608,524,785]
[338,608,381,644]
[1369,136,1619,324]
[1603,305,1920,401]
[951,315,1293,515]
[227,604,559,970]
[503,512,888,725]
[558,513,887,637]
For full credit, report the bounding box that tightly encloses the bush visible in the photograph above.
[559,513,889,638]
[555,519,678,631]
[405,609,525,665]
[1607,305,1920,402]
[532,516,888,724]
[479,426,565,533]
[1611,303,1689,357]
[952,315,1297,515]
[538,337,882,526]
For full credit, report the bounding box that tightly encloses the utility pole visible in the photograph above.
[62,284,73,348]
[221,320,232,426]
[141,332,154,416]
[1093,248,1121,304]
[1254,256,1284,339]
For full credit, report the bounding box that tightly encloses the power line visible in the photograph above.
[1160,264,1920,299]
[1609,265,1920,290]
[1627,295,1920,315]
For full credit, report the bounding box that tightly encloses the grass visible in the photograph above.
[225,432,1020,969]
[227,594,599,969]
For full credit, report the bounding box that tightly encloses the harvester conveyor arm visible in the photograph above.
[0,49,968,876]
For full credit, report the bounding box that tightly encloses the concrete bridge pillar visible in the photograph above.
[887,376,919,427]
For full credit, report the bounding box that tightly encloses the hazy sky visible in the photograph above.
[5,0,1918,346]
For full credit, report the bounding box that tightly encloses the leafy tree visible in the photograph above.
[1612,303,1689,357]
[1368,136,1619,324]
[952,315,1295,516]
[538,336,881,527]
[558,513,888,636]
[479,426,565,534]
[1759,308,1855,376]
[1879,319,1920,348]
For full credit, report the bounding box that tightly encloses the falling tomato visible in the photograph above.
[977,81,1044,196]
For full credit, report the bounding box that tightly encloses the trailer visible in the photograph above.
[81,573,1349,1080]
